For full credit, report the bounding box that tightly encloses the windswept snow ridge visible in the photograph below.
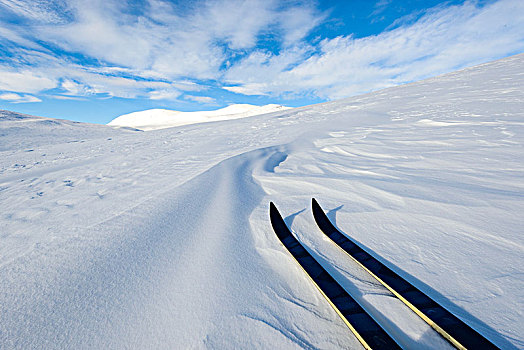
[1,54,523,349]
[108,104,291,131]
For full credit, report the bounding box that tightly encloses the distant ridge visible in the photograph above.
[108,104,291,131]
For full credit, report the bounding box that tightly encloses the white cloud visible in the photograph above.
[184,95,217,104]
[61,79,96,96]
[371,0,393,17]
[0,0,324,100]
[225,0,524,99]
[172,81,205,92]
[223,84,268,96]
[224,45,311,88]
[0,24,46,50]
[0,0,523,103]
[203,0,276,50]
[148,89,181,100]
[0,69,56,93]
[68,73,177,99]
[27,0,322,79]
[0,92,41,103]
[47,94,86,100]
[278,6,325,46]
[0,0,69,23]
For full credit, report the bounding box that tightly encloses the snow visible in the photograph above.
[107,103,292,131]
[1,53,523,349]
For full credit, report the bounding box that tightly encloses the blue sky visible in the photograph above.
[0,0,523,124]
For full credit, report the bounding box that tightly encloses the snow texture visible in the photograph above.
[1,54,523,349]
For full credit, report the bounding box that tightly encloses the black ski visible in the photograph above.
[312,198,499,350]
[270,202,401,350]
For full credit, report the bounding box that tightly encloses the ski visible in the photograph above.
[311,198,499,350]
[270,202,401,350]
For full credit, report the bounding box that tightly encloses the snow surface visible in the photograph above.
[108,103,291,131]
[1,54,523,349]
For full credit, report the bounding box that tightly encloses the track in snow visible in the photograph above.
[1,146,364,349]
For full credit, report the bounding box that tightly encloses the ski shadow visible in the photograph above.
[323,204,517,350]
[326,205,343,224]
[284,208,306,227]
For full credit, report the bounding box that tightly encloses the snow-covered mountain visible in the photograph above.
[1,54,523,349]
[108,103,291,130]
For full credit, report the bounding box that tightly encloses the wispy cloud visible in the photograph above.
[184,95,217,104]
[46,94,86,101]
[0,92,41,103]
[0,0,523,104]
[226,0,524,99]
[0,0,324,101]
[0,0,69,23]
[0,69,56,93]
[148,89,181,101]
[371,0,392,17]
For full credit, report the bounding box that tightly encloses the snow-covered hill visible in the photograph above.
[108,103,291,130]
[1,54,523,349]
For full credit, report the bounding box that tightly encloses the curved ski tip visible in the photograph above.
[269,202,280,219]
[312,197,322,211]
[269,202,290,237]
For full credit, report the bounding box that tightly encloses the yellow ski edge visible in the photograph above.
[321,226,467,350]
[275,233,373,350]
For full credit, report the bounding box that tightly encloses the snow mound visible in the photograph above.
[0,110,138,151]
[108,104,291,131]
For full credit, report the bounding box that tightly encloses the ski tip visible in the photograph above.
[312,197,322,212]
[269,202,281,220]
[269,202,291,237]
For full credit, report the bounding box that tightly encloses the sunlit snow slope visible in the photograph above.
[108,103,291,130]
[1,54,523,349]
